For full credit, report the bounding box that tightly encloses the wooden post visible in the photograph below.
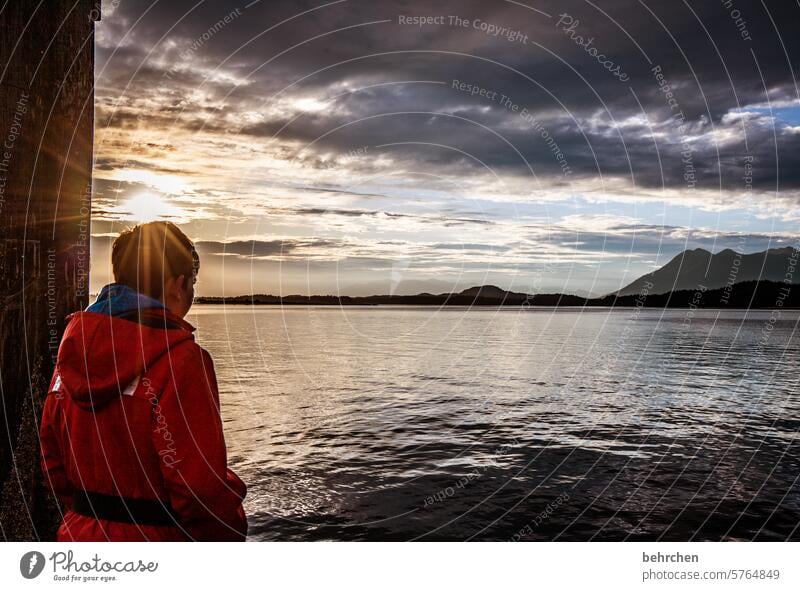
[0,0,99,540]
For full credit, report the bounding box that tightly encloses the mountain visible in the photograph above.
[602,280,798,308]
[195,280,797,308]
[615,247,799,296]
[455,285,529,300]
[195,284,583,306]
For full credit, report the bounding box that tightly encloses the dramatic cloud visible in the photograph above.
[90,0,800,296]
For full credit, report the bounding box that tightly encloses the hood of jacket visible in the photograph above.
[56,284,195,411]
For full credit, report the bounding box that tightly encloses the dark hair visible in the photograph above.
[112,221,199,300]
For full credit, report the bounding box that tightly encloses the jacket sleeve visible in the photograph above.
[152,344,248,541]
[39,375,74,508]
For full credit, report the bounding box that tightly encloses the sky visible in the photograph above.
[90,0,800,297]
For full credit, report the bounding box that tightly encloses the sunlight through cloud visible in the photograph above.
[115,193,189,223]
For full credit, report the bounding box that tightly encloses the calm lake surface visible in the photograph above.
[187,305,800,541]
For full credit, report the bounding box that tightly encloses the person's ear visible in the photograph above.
[176,274,187,298]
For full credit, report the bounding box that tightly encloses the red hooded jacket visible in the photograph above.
[40,308,247,541]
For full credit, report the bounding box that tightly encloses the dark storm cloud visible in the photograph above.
[97,0,800,196]
[257,205,497,227]
[431,242,511,251]
[195,237,345,258]
[532,223,800,257]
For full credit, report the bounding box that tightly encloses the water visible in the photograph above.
[187,305,800,541]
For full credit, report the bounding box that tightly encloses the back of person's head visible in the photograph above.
[112,221,198,300]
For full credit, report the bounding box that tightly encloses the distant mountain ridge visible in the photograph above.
[455,285,529,300]
[194,247,800,308]
[615,247,800,297]
[195,280,798,308]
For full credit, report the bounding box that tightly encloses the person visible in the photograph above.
[39,221,247,541]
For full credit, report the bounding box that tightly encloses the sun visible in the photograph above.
[117,192,187,223]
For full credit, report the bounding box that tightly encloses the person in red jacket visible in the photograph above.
[40,221,247,541]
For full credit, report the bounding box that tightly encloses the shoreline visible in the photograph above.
[193,279,798,310]
[194,301,800,310]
